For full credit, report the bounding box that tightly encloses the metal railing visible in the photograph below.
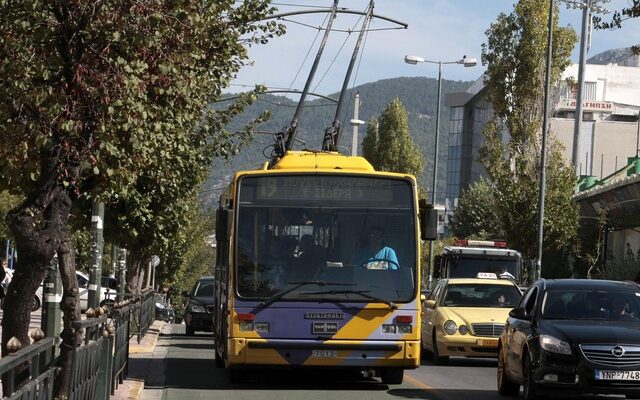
[0,336,56,400]
[110,305,131,394]
[137,290,155,343]
[69,316,113,400]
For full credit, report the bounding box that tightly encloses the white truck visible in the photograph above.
[434,240,524,285]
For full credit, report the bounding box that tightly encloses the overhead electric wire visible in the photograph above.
[312,12,365,93]
[345,7,372,117]
[288,12,329,90]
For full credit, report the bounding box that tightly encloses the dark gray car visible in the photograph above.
[183,276,215,335]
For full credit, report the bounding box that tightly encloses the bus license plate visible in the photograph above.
[595,370,640,381]
[312,350,337,358]
[477,339,499,347]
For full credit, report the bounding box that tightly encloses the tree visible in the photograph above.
[449,179,504,240]
[362,98,424,178]
[479,0,579,260]
[594,2,640,54]
[0,1,283,396]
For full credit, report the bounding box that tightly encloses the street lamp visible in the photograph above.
[404,54,477,288]
[561,0,610,174]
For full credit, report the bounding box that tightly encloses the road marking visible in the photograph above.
[405,373,456,400]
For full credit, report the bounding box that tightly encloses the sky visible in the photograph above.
[230,0,640,96]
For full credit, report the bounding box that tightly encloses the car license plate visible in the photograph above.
[595,370,640,381]
[311,350,337,358]
[477,338,499,347]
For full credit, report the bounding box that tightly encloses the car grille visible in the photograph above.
[580,344,640,367]
[471,323,505,337]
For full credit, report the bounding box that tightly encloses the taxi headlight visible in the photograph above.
[458,325,468,335]
[443,320,457,335]
[540,334,571,355]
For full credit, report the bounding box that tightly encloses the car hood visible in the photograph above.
[440,307,511,325]
[540,319,640,344]
[191,296,215,306]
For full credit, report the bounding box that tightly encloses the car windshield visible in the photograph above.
[194,280,214,297]
[542,289,640,321]
[447,257,520,280]
[442,283,521,308]
[235,174,417,303]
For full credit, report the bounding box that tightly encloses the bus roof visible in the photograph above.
[233,151,415,180]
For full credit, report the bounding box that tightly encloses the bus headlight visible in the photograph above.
[254,322,270,333]
[443,320,457,335]
[239,322,254,331]
[397,325,412,334]
[382,324,397,334]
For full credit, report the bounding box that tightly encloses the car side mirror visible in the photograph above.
[509,307,530,320]
[420,294,426,302]
[424,299,436,309]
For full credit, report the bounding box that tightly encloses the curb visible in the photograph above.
[113,321,166,400]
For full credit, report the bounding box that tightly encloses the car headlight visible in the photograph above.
[458,325,468,335]
[190,303,206,313]
[540,334,572,355]
[443,320,457,335]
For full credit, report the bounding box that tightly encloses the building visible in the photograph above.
[444,61,640,211]
[443,60,640,261]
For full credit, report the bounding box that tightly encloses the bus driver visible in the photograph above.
[356,226,399,270]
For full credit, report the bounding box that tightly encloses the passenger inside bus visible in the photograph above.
[286,234,324,282]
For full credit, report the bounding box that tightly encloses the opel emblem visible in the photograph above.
[611,346,625,358]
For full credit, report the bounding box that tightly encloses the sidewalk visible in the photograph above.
[113,320,166,400]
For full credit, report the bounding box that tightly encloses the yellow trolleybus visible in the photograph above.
[213,150,436,384]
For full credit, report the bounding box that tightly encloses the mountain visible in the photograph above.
[202,76,474,208]
[587,47,636,65]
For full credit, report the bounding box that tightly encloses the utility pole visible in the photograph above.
[571,5,589,173]
[118,248,127,301]
[351,92,362,156]
[536,0,554,282]
[563,0,610,173]
[41,255,61,339]
[88,201,104,309]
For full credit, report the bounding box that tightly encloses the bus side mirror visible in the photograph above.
[419,200,438,241]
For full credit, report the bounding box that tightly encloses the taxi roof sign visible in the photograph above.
[476,272,498,279]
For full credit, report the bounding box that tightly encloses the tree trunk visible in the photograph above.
[2,184,70,356]
[55,231,82,399]
[126,246,149,294]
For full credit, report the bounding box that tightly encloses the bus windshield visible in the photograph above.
[235,174,417,303]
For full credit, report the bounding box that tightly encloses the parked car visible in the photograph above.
[422,274,522,364]
[155,293,175,323]
[76,271,117,310]
[183,276,214,336]
[497,279,640,400]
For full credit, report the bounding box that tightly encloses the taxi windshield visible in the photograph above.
[442,284,521,308]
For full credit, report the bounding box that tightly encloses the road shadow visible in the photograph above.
[150,356,390,391]
[420,357,497,368]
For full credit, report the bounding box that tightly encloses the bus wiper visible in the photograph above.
[260,281,355,308]
[300,289,398,310]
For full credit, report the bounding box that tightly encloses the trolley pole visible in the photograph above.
[41,255,61,339]
[88,201,105,309]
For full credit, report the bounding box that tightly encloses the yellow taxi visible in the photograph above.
[421,274,522,364]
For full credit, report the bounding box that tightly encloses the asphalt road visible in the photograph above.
[141,324,494,400]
